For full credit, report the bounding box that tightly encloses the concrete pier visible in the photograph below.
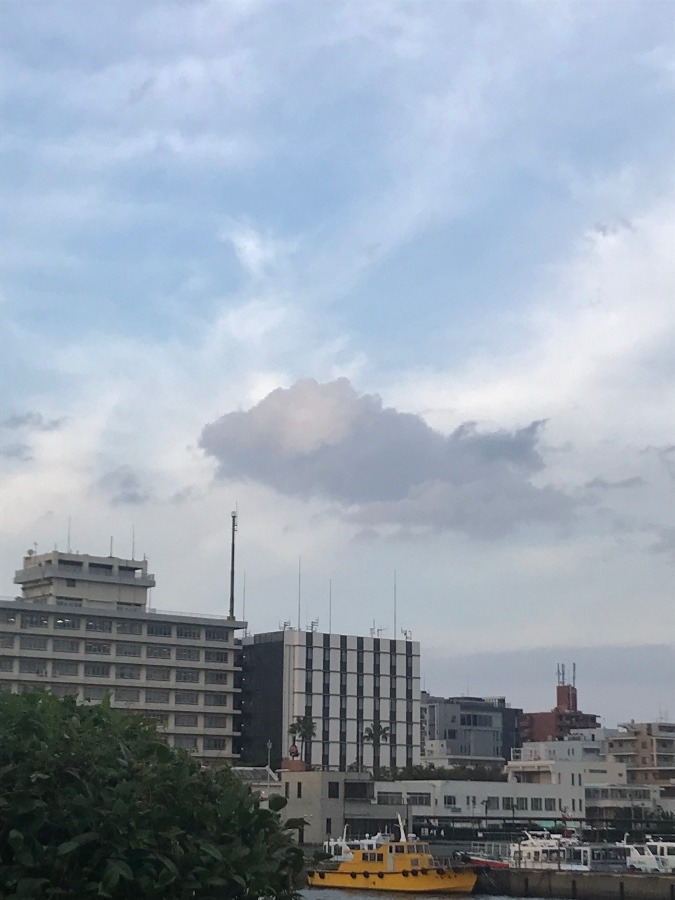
[476,868,675,899]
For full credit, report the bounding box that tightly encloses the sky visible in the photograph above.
[1,0,674,728]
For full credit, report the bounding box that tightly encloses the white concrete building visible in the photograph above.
[0,550,244,764]
[240,628,421,772]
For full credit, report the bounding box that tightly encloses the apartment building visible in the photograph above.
[608,721,675,785]
[422,693,522,767]
[520,671,598,743]
[239,628,421,772]
[0,550,244,764]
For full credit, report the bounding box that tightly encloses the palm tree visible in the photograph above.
[363,720,390,777]
[289,715,316,764]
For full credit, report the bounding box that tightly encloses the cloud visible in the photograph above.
[2,412,66,432]
[200,378,574,536]
[0,442,33,461]
[97,466,152,506]
[584,476,644,491]
[651,527,675,561]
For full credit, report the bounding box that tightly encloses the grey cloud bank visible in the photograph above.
[200,378,574,537]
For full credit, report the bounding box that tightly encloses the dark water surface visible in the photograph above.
[302,890,558,900]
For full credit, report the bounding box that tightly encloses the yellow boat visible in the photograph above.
[307,816,477,894]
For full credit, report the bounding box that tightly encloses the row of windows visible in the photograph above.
[0,634,229,664]
[9,681,230,708]
[3,657,229,684]
[0,611,231,642]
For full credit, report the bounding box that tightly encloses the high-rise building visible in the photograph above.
[238,629,421,772]
[0,549,244,764]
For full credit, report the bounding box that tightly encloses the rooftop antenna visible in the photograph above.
[393,569,397,638]
[109,536,114,557]
[562,663,566,685]
[229,510,237,619]
[67,517,71,553]
[572,662,576,688]
[328,579,332,634]
[401,627,412,641]
[131,523,135,559]
[297,556,301,630]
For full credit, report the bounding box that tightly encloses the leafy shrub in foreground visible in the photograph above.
[0,691,302,898]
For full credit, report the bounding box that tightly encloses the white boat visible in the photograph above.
[646,837,675,873]
[617,835,661,873]
[509,831,588,871]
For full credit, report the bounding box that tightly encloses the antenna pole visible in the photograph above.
[242,571,247,630]
[67,517,71,553]
[393,569,397,637]
[229,511,237,619]
[109,536,113,557]
[131,523,135,559]
[328,578,332,633]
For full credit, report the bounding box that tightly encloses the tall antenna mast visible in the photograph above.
[393,569,397,637]
[328,578,332,633]
[242,571,247,630]
[67,517,72,553]
[228,510,237,619]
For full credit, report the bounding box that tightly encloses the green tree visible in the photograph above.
[0,691,303,899]
[363,720,390,776]
[288,715,316,764]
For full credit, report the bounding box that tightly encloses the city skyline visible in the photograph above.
[1,3,673,729]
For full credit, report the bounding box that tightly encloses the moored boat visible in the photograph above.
[307,816,477,894]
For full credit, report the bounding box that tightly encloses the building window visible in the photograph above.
[204,692,227,707]
[205,671,228,685]
[116,665,140,680]
[203,714,228,728]
[443,795,457,807]
[84,662,110,678]
[205,627,228,642]
[502,797,513,810]
[20,635,48,650]
[0,635,14,649]
[531,797,543,811]
[19,658,47,674]
[516,797,528,810]
[544,798,557,812]
[204,737,228,751]
[174,734,197,750]
[51,684,78,697]
[145,712,169,726]
[205,650,228,663]
[378,792,404,806]
[85,641,111,655]
[176,669,200,683]
[176,647,200,661]
[284,782,289,799]
[0,657,14,672]
[85,618,112,633]
[83,685,108,701]
[117,620,142,635]
[52,660,78,677]
[116,643,141,657]
[407,793,431,807]
[175,713,199,727]
[147,645,171,659]
[176,625,201,640]
[328,782,340,799]
[145,688,170,704]
[52,638,79,653]
[175,691,199,705]
[147,623,172,638]
[115,687,140,702]
[21,612,49,629]
[0,611,17,624]
[146,666,171,682]
[297,782,302,799]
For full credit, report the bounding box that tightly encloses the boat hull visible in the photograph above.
[307,866,477,893]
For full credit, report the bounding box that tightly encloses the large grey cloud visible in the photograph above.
[2,411,66,431]
[200,378,575,537]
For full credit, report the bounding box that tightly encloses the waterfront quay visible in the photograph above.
[477,868,675,899]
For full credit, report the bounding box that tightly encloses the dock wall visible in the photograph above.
[476,869,675,898]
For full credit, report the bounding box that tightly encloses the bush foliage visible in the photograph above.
[0,692,302,899]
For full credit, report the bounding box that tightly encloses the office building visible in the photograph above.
[239,628,421,772]
[520,667,598,743]
[422,693,522,767]
[0,550,244,764]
